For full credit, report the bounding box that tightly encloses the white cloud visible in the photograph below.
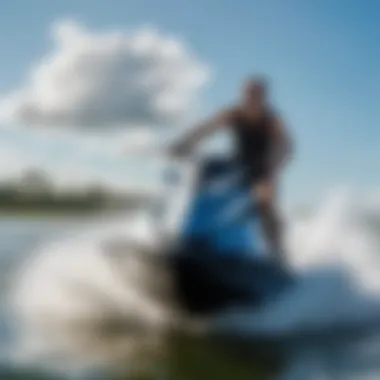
[78,128,159,157]
[0,20,210,129]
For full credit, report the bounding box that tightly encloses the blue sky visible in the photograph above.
[0,0,379,206]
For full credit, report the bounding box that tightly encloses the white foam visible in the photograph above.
[211,188,380,337]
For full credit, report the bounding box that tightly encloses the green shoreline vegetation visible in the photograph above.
[0,209,106,219]
[0,196,151,218]
[0,169,154,219]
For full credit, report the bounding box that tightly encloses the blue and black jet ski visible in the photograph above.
[159,154,294,316]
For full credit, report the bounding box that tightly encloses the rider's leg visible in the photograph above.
[254,180,284,262]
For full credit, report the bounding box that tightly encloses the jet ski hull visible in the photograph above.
[169,249,293,315]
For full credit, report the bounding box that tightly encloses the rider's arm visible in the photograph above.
[172,108,236,153]
[269,114,294,175]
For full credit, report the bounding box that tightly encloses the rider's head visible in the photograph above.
[242,76,268,108]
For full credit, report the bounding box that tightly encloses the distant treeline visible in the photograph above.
[0,189,147,212]
[0,169,154,213]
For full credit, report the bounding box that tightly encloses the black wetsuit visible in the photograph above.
[232,108,274,184]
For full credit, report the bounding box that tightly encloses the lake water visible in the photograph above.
[2,190,380,380]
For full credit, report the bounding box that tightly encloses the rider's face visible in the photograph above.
[243,83,266,108]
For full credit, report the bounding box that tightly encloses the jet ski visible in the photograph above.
[158,154,294,316]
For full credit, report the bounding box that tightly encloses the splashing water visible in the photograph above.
[10,211,176,376]
[210,188,380,337]
[9,187,380,375]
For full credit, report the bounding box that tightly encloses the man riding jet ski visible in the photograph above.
[164,76,294,315]
[171,76,293,261]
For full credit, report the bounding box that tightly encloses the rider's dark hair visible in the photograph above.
[246,75,268,94]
